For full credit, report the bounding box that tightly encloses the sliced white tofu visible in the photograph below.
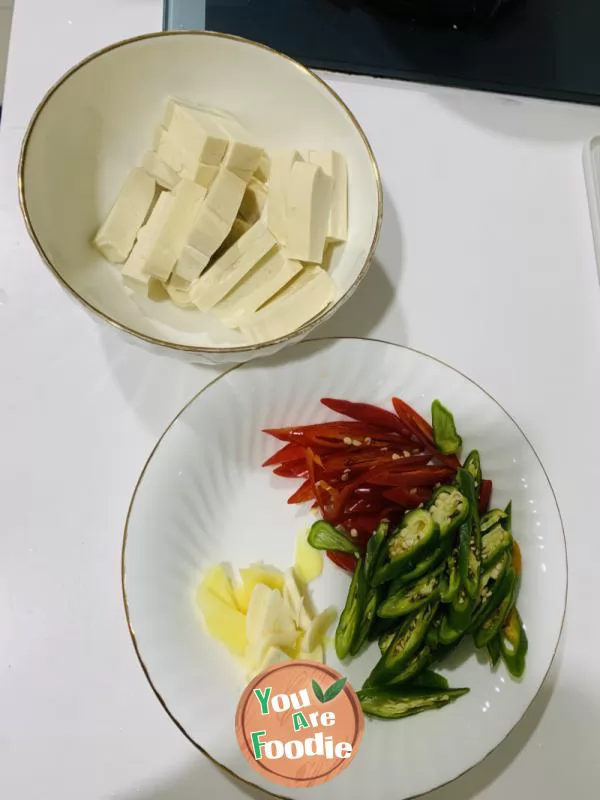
[203,112,264,182]
[204,168,247,222]
[122,192,172,285]
[140,150,179,191]
[213,247,302,328]
[163,274,195,308]
[308,150,348,242]
[163,99,229,166]
[267,150,303,244]
[94,167,156,264]
[184,162,219,188]
[187,205,231,262]
[172,244,210,282]
[239,179,268,225]
[285,161,332,263]
[240,266,334,343]
[222,140,264,183]
[254,152,271,183]
[191,222,277,312]
[139,179,207,281]
[214,217,251,260]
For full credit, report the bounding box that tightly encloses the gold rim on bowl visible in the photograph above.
[121,335,568,800]
[18,31,383,356]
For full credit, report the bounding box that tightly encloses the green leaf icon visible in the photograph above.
[312,679,325,703]
[323,677,347,703]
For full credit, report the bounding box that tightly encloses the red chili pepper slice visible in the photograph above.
[287,479,313,505]
[327,550,357,573]
[392,397,461,469]
[382,485,432,507]
[319,450,430,479]
[273,461,309,479]
[262,443,306,467]
[366,466,455,487]
[321,398,413,438]
[479,479,492,514]
[263,421,410,450]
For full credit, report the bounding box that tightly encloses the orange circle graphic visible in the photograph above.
[235,660,364,789]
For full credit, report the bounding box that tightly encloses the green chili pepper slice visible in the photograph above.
[367,602,439,686]
[487,635,502,667]
[481,508,507,534]
[389,538,451,590]
[448,588,473,631]
[308,520,360,557]
[473,568,517,648]
[439,613,466,646]
[411,669,449,691]
[456,469,481,600]
[499,607,528,678]
[358,686,469,719]
[373,509,440,585]
[440,546,460,603]
[428,485,470,539]
[378,563,445,618]
[431,399,463,455]
[463,450,482,500]
[364,520,389,584]
[385,645,433,686]
[334,558,364,659]
[481,523,513,569]
[351,583,381,656]
[469,552,510,631]
[379,626,397,654]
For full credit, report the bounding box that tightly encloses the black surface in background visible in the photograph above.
[193,0,600,105]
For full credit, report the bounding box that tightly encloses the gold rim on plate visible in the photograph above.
[18,30,383,356]
[121,335,568,800]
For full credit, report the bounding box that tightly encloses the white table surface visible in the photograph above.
[2,2,600,798]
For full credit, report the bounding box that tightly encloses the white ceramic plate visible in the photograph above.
[19,32,381,363]
[123,338,567,799]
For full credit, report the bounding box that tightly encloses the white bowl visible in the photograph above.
[19,32,382,364]
[123,337,567,799]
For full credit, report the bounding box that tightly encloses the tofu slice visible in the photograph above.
[254,152,271,183]
[213,217,251,261]
[132,180,206,282]
[205,112,264,182]
[187,206,231,262]
[172,244,210,282]
[285,161,332,263]
[191,222,277,312]
[94,167,156,264]
[185,169,247,265]
[240,266,335,343]
[267,150,303,244]
[122,192,172,286]
[204,168,247,221]
[140,150,179,190]
[185,162,219,188]
[239,179,268,225]
[213,247,302,328]
[222,140,264,183]
[308,150,348,242]
[163,99,229,166]
[163,273,196,308]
